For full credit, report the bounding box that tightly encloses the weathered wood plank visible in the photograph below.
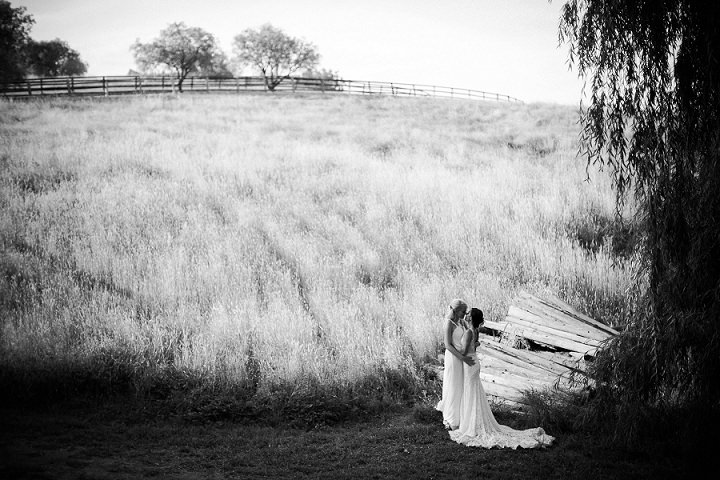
[478,337,570,376]
[479,338,560,376]
[506,310,604,346]
[512,299,614,341]
[481,363,555,388]
[540,294,617,331]
[490,322,598,355]
[480,371,563,402]
[508,302,576,331]
[480,357,559,383]
[482,384,526,404]
[481,359,577,389]
[518,292,619,336]
[507,305,610,342]
[481,365,575,393]
[481,344,580,385]
[479,374,527,401]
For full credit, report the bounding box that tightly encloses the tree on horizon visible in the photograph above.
[232,24,320,91]
[25,38,87,77]
[131,22,226,92]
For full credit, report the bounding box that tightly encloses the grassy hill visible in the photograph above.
[0,93,636,418]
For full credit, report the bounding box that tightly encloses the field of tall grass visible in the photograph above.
[0,93,637,418]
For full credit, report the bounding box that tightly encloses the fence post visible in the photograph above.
[27,80,31,96]
[191,77,194,91]
[236,77,239,93]
[40,78,43,95]
[103,76,108,96]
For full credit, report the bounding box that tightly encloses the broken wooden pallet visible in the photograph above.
[478,337,584,405]
[484,292,619,357]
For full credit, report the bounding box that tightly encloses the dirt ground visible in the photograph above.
[0,402,691,480]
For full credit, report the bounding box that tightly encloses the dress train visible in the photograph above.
[448,351,555,449]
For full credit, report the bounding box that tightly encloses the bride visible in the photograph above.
[449,307,555,449]
[436,299,476,430]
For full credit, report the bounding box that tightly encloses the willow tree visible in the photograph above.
[560,0,720,439]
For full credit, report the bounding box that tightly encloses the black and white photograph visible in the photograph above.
[1,0,717,478]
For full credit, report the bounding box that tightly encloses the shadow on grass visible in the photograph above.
[0,359,435,429]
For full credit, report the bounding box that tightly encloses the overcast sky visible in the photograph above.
[16,0,586,105]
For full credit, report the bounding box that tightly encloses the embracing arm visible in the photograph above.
[444,320,475,366]
[460,329,475,356]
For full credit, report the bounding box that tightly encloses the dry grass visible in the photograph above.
[0,93,637,411]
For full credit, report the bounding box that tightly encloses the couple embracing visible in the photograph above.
[436,299,555,449]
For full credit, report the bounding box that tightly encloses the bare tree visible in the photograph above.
[232,24,319,91]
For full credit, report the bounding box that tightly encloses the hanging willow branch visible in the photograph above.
[559,0,720,440]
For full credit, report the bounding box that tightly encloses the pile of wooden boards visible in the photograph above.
[478,293,620,406]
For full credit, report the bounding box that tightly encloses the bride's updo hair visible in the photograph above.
[446,299,468,320]
[469,308,484,329]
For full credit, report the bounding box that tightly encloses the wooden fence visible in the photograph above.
[0,75,523,103]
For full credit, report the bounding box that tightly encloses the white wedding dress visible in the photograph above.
[435,321,465,429]
[448,343,555,449]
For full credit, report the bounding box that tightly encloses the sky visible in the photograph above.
[15,0,587,105]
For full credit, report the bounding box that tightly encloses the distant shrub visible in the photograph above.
[507,134,558,157]
[566,206,640,258]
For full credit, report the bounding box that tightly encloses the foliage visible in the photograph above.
[301,67,340,80]
[200,51,233,78]
[0,0,34,83]
[232,23,319,91]
[24,38,87,77]
[131,22,224,91]
[560,0,720,441]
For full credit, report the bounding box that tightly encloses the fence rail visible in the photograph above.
[0,75,523,103]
